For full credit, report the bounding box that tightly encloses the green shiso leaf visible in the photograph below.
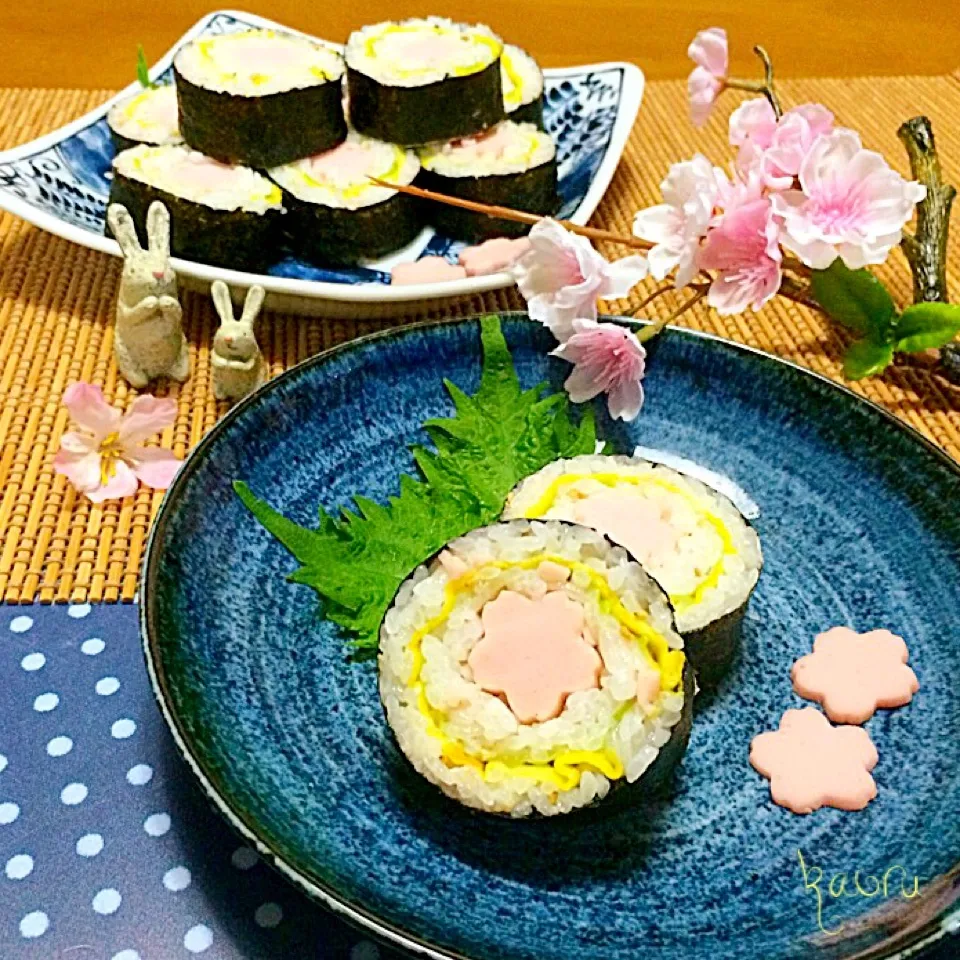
[811,261,897,340]
[136,45,154,89]
[235,315,599,652]
[893,302,960,353]
[842,338,895,380]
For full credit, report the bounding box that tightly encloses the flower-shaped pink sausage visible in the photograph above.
[791,627,919,724]
[750,708,878,814]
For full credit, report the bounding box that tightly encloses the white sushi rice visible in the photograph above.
[268,132,419,210]
[107,84,181,146]
[501,45,543,112]
[418,120,555,177]
[175,29,344,97]
[379,520,687,817]
[113,144,283,213]
[346,17,503,88]
[503,456,762,635]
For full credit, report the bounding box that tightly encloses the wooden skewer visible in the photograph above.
[368,177,652,251]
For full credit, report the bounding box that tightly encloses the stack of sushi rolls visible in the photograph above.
[379,520,693,818]
[108,17,556,272]
[107,84,181,153]
[269,133,422,266]
[503,455,763,687]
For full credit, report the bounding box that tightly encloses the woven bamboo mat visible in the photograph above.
[1,76,959,603]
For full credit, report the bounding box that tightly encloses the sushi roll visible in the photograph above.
[108,144,284,271]
[346,17,505,145]
[268,132,422,266]
[379,519,692,818]
[501,45,545,129]
[417,121,558,242]
[107,84,181,154]
[503,456,763,687]
[174,29,347,168]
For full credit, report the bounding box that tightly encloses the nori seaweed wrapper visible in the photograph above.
[418,159,558,243]
[508,95,545,130]
[280,190,423,266]
[108,172,282,272]
[347,59,505,146]
[682,601,749,692]
[175,66,347,168]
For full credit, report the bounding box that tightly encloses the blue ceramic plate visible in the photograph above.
[0,10,643,313]
[143,316,960,960]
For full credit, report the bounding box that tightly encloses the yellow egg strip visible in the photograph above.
[404,553,684,791]
[521,472,737,612]
[293,148,407,201]
[501,51,525,109]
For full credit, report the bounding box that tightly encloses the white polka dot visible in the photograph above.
[96,676,120,696]
[5,854,34,879]
[93,888,122,915]
[68,603,92,618]
[0,754,7,773]
[231,846,258,870]
[163,865,191,891]
[76,833,104,857]
[46,736,73,757]
[111,718,136,739]
[0,802,20,824]
[20,652,45,672]
[351,941,380,960]
[112,952,141,960]
[144,813,171,837]
[81,637,105,655]
[33,693,59,712]
[10,615,34,633]
[184,923,213,953]
[61,782,88,805]
[254,902,283,928]
[19,910,48,938]
[126,764,153,786]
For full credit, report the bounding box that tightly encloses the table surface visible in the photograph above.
[1,1,959,87]
[2,75,959,603]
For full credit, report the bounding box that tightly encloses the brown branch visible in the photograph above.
[623,281,676,316]
[635,290,707,343]
[897,116,956,305]
[368,177,652,252]
[778,275,827,314]
[753,45,783,119]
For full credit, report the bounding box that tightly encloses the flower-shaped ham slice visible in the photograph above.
[750,708,878,814]
[792,626,919,724]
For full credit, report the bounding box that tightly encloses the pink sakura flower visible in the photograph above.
[53,383,181,503]
[514,219,648,340]
[687,28,728,127]
[633,154,722,287]
[699,172,783,314]
[551,319,647,422]
[732,99,835,189]
[771,129,926,269]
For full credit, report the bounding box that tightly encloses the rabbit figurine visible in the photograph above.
[107,201,190,388]
[211,281,266,402]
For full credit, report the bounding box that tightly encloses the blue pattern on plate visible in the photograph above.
[0,13,623,285]
[0,602,399,960]
[144,316,960,960]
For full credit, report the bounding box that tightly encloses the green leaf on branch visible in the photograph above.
[893,302,960,353]
[234,315,599,653]
[811,261,897,339]
[843,339,895,380]
[136,45,154,89]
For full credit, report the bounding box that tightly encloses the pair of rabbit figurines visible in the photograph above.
[107,201,265,402]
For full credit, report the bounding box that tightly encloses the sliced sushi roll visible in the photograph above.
[174,29,347,168]
[346,17,505,145]
[108,144,284,271]
[503,456,763,688]
[501,45,545,130]
[107,84,181,154]
[379,519,692,818]
[417,121,558,242]
[268,132,422,266]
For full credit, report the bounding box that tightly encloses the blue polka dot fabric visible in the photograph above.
[2,603,955,960]
[0,603,393,960]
